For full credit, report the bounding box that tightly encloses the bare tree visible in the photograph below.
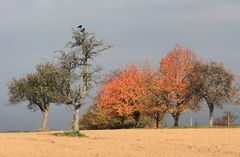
[188,61,235,126]
[58,27,111,131]
[8,63,61,131]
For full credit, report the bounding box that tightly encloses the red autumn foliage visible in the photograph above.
[98,63,148,118]
[98,62,168,127]
[98,45,200,127]
[159,45,199,126]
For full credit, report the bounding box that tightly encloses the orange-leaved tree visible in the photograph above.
[98,63,149,126]
[159,45,199,127]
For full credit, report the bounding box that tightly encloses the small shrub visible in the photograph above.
[64,131,86,137]
[54,131,86,137]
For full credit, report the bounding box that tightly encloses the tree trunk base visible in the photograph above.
[40,110,49,131]
[72,105,81,131]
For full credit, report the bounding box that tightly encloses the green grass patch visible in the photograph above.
[53,131,87,137]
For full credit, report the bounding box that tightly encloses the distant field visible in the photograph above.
[0,129,240,157]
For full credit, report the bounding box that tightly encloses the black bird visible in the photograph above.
[77,25,82,28]
[81,28,85,32]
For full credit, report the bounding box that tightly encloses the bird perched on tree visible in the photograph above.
[81,28,85,33]
[77,25,82,29]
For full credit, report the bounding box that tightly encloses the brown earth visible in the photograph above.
[0,128,240,157]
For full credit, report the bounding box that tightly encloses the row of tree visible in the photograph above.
[97,45,240,127]
[8,27,240,131]
[8,27,111,131]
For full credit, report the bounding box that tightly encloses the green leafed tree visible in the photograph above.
[8,63,62,131]
[57,27,111,131]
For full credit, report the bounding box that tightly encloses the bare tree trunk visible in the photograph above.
[155,112,160,128]
[72,105,80,131]
[189,117,193,127]
[173,112,180,127]
[120,116,125,128]
[227,114,230,127]
[156,119,159,128]
[174,117,179,127]
[121,119,124,127]
[40,110,48,131]
[132,111,141,128]
[208,104,214,127]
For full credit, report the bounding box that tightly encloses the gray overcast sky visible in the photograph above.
[0,0,240,131]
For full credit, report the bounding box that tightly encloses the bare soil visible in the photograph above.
[0,128,240,157]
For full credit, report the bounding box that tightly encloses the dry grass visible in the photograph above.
[0,128,240,157]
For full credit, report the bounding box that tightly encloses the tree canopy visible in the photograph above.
[8,63,61,130]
